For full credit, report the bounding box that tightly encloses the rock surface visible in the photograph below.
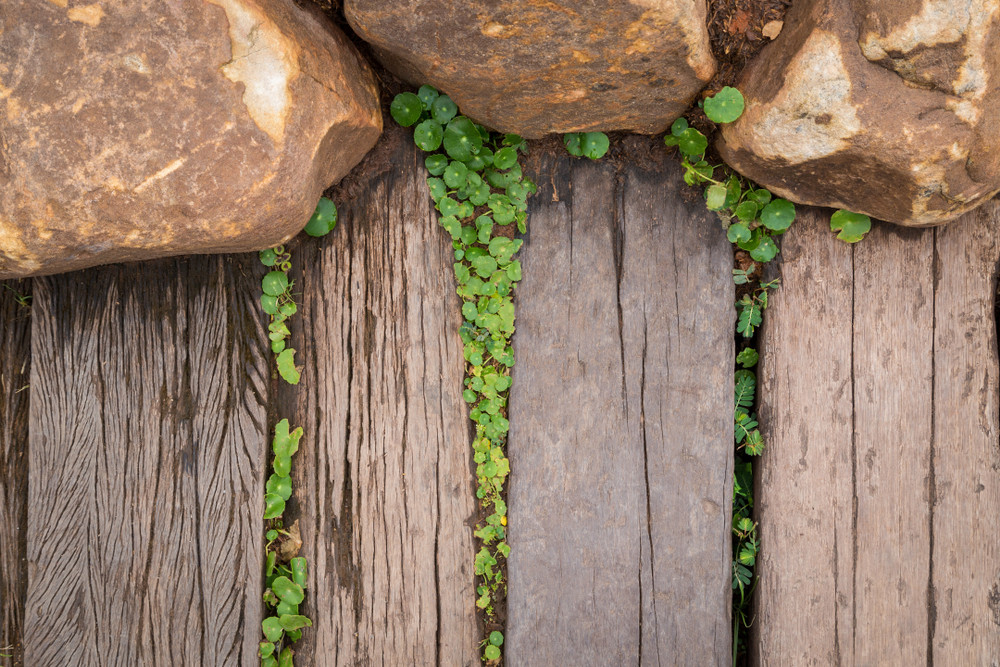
[0,0,382,279]
[718,0,1000,226]
[344,0,716,138]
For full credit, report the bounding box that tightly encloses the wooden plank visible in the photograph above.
[757,204,1000,663]
[24,256,268,665]
[930,201,1000,663]
[506,149,733,665]
[753,211,855,664]
[852,222,934,663]
[0,280,30,666]
[286,125,479,666]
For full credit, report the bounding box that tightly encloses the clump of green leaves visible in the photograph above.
[260,419,311,667]
[259,246,301,385]
[394,84,537,664]
[563,131,610,160]
[664,88,796,265]
[831,209,871,243]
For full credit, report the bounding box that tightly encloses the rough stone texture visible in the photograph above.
[718,0,1000,227]
[0,0,382,279]
[345,0,716,138]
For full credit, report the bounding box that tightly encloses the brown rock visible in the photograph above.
[718,0,1000,226]
[344,0,716,138]
[0,0,382,279]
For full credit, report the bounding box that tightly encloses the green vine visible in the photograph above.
[391,84,536,663]
[257,198,338,666]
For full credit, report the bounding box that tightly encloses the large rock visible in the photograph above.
[345,0,716,138]
[0,0,381,278]
[718,0,1000,226]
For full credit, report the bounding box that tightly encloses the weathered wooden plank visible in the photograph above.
[287,125,479,666]
[757,204,1000,663]
[0,280,30,666]
[754,211,855,665]
[25,256,268,666]
[930,202,1000,663]
[507,149,733,665]
[852,222,934,664]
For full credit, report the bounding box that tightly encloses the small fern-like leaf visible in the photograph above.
[734,369,756,410]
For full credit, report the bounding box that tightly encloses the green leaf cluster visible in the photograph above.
[393,85,536,664]
[260,419,310,666]
[259,246,301,385]
[563,132,610,160]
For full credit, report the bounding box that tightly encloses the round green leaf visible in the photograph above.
[705,184,727,211]
[262,617,283,643]
[489,631,504,646]
[304,197,337,237]
[734,201,759,222]
[272,576,305,605]
[278,614,313,631]
[431,94,458,124]
[276,600,297,617]
[260,641,275,659]
[677,128,708,158]
[266,473,292,501]
[830,209,872,243]
[390,92,423,127]
[425,154,449,176]
[703,86,745,124]
[272,454,291,478]
[276,348,300,385]
[260,294,279,315]
[259,248,277,266]
[727,223,751,244]
[563,133,583,156]
[443,161,469,189]
[263,493,285,519]
[262,271,288,297]
[443,117,482,162]
[266,529,279,541]
[493,147,517,170]
[462,301,478,322]
[277,647,294,667]
[749,235,779,262]
[581,132,610,159]
[760,199,796,232]
[484,645,501,660]
[414,119,443,152]
[670,117,689,136]
[417,84,439,110]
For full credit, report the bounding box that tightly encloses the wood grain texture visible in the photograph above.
[506,152,734,666]
[286,125,479,666]
[24,256,268,666]
[0,280,30,666]
[756,203,1000,665]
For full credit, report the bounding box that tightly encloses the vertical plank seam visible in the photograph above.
[850,242,858,664]
[926,228,939,666]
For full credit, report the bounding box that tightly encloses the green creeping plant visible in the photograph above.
[258,197,339,665]
[393,84,537,663]
[260,420,311,667]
